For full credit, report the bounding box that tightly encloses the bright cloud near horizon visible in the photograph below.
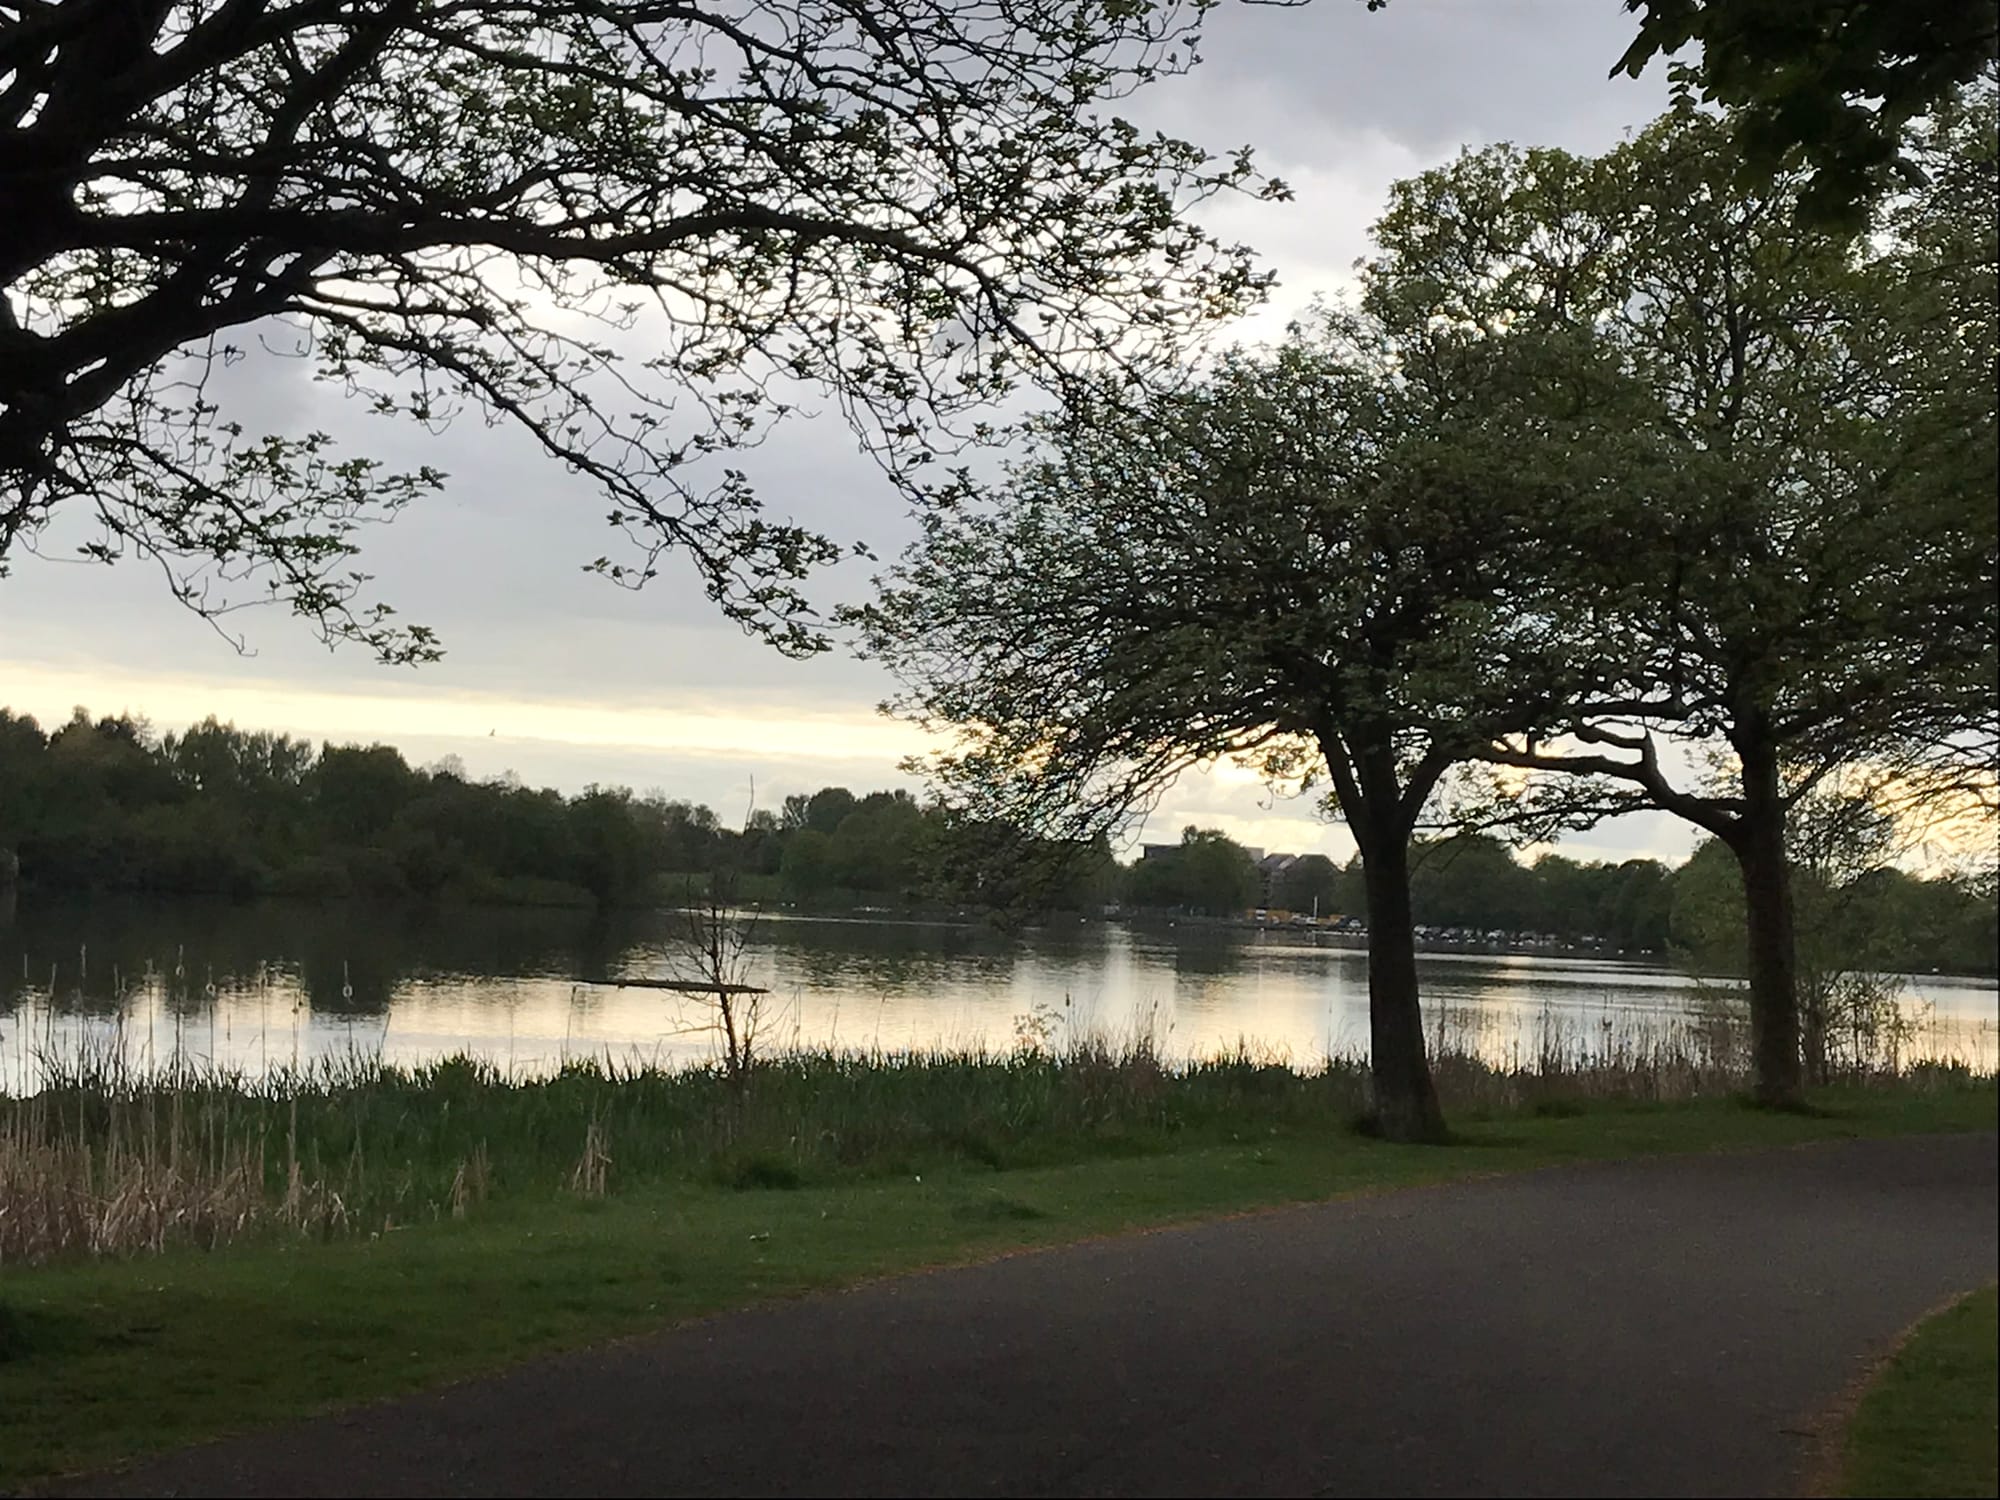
[0,1,1700,869]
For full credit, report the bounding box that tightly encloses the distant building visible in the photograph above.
[1255,851,1299,908]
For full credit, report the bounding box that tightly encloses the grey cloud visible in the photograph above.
[1157,1,1670,161]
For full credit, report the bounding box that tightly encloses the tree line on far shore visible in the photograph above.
[2,707,1989,981]
[0,706,1112,911]
[1128,823,1994,979]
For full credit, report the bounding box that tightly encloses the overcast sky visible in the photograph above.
[0,0,1699,866]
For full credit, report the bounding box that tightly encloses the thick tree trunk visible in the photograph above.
[1357,832,1447,1143]
[1731,735,1806,1110]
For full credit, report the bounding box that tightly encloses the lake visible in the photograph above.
[1,896,1993,1090]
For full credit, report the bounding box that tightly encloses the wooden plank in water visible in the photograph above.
[599,977,770,996]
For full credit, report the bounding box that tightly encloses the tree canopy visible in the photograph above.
[1611,0,2000,221]
[859,88,1997,1125]
[1124,827,1259,917]
[1384,98,1999,1102]
[857,285,1637,1137]
[0,0,1281,659]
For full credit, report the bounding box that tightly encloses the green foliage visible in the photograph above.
[1123,827,1259,916]
[778,829,839,902]
[1409,836,1533,931]
[857,94,1997,1128]
[825,792,930,898]
[1272,853,1342,917]
[0,707,678,908]
[1522,854,1674,953]
[860,296,1635,859]
[1674,825,1998,1009]
[1613,0,1998,222]
[1383,95,1998,1103]
[1386,99,1996,814]
[0,705,1122,917]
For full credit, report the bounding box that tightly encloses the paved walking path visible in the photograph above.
[57,1132,1999,1498]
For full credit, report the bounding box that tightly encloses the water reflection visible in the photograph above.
[0,896,1992,1091]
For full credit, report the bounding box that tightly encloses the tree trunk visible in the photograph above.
[1356,831,1447,1143]
[1731,737,1806,1109]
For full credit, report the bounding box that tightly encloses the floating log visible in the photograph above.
[598,977,769,996]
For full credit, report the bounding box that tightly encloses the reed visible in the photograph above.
[3,1005,1989,1266]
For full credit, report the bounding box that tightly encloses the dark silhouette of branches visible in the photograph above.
[1,0,1281,659]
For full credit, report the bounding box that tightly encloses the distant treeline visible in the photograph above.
[0,709,1108,911]
[1123,825,1685,949]
[1130,825,1997,977]
[1,709,1991,974]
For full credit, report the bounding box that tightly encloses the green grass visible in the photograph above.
[0,1080,1992,1488]
[8,1033,1814,1255]
[1841,1284,2000,1498]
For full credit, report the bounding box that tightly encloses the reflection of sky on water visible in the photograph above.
[1,902,1994,1091]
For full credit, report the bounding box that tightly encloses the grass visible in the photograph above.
[1841,1285,2000,1498]
[0,1072,1992,1487]
[3,1012,1812,1264]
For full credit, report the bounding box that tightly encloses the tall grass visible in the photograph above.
[3,1008,1991,1266]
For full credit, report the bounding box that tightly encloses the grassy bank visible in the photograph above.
[1841,1285,2000,1498]
[0,1052,1992,1487]
[4,1022,1807,1263]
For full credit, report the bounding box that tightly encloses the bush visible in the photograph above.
[268,854,353,899]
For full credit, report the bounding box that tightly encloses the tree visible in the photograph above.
[1125,827,1258,917]
[1527,854,1599,942]
[665,835,768,1101]
[1611,0,1999,221]
[1596,860,1674,955]
[1409,835,1535,933]
[860,303,1629,1142]
[1273,852,1340,917]
[732,807,784,878]
[309,742,417,843]
[800,787,859,836]
[567,784,659,906]
[778,827,836,901]
[1671,792,1918,1078]
[1392,103,1998,1105]
[1848,867,1999,979]
[634,794,720,873]
[1175,829,1259,916]
[0,0,1282,660]
[0,709,47,875]
[826,792,928,896]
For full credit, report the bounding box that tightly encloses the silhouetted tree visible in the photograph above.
[1,0,1281,660]
[861,299,1632,1142]
[1404,102,1999,1105]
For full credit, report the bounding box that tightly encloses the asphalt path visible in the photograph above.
[51,1131,1999,1498]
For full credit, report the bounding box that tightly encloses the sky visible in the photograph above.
[0,0,1701,868]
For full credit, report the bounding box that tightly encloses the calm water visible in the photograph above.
[1,896,1994,1090]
